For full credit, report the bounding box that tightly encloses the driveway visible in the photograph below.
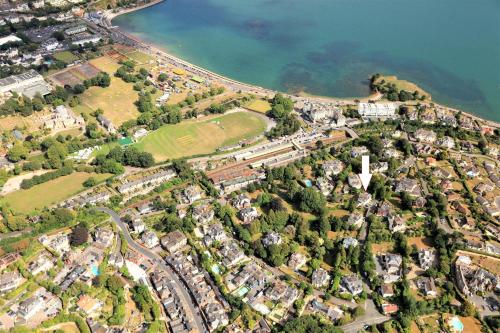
[341,299,389,333]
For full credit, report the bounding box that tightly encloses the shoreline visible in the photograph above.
[104,1,500,129]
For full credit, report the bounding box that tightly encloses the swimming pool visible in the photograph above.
[211,264,221,275]
[91,265,99,276]
[450,316,463,332]
[235,286,249,297]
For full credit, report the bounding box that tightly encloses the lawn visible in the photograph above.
[407,237,433,250]
[1,172,111,214]
[79,56,140,126]
[89,56,121,74]
[53,51,79,63]
[135,111,267,161]
[125,50,153,64]
[0,113,43,132]
[458,316,482,333]
[41,322,80,333]
[371,242,394,254]
[457,250,500,275]
[245,99,272,113]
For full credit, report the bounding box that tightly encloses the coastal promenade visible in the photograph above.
[98,1,500,129]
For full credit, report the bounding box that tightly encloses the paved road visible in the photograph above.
[341,299,389,333]
[97,207,208,333]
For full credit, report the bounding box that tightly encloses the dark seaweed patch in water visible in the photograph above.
[147,0,234,31]
[241,19,274,40]
[306,41,361,66]
[279,63,321,95]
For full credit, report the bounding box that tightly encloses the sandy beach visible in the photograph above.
[104,1,500,129]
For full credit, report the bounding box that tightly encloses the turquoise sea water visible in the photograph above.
[114,0,500,121]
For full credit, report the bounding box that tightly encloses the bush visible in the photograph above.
[20,166,73,189]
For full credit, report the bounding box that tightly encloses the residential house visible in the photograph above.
[347,212,364,229]
[288,253,307,271]
[433,167,453,179]
[418,249,436,270]
[117,169,176,195]
[0,252,20,271]
[351,146,369,158]
[358,102,396,117]
[202,223,227,247]
[192,204,214,224]
[94,228,114,248]
[262,232,282,247]
[183,185,202,203]
[381,303,399,315]
[18,295,44,319]
[417,277,437,297]
[383,148,402,159]
[342,237,359,248]
[379,254,402,283]
[414,129,437,143]
[394,178,421,197]
[371,161,389,173]
[312,268,330,288]
[377,202,393,218]
[204,302,229,331]
[341,274,363,296]
[131,218,145,234]
[356,192,372,207]
[108,253,124,268]
[239,207,259,224]
[28,255,53,275]
[309,299,344,322]
[316,177,334,196]
[388,215,406,233]
[0,271,23,293]
[219,242,245,268]
[97,114,116,134]
[141,231,159,249]
[380,284,394,298]
[322,160,344,177]
[348,174,362,190]
[49,234,71,253]
[436,136,455,149]
[161,230,187,253]
[232,194,251,210]
[137,202,154,215]
[76,295,102,316]
[266,281,299,307]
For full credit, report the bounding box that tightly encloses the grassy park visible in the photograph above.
[53,51,79,63]
[77,56,140,126]
[135,111,267,161]
[244,99,272,113]
[1,172,111,214]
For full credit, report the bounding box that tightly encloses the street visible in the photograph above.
[341,299,389,333]
[97,207,208,333]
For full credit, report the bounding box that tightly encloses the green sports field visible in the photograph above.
[1,172,111,214]
[135,111,267,161]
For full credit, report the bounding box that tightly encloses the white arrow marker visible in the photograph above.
[359,155,372,191]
